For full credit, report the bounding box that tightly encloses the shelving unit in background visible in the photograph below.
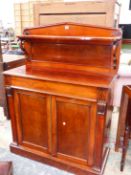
[14,0,121,35]
[14,0,62,35]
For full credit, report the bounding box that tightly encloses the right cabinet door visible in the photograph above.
[51,96,97,166]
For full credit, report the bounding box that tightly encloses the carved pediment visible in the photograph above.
[22,22,121,38]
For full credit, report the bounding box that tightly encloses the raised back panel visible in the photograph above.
[19,22,122,75]
[30,43,111,68]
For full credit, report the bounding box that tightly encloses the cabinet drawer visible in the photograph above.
[5,75,98,100]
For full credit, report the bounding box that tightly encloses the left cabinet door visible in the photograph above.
[12,89,51,154]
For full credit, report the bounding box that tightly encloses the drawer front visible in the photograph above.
[5,76,98,100]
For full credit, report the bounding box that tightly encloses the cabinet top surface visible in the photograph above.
[4,66,116,88]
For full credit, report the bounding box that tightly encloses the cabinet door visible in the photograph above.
[51,96,97,166]
[14,89,51,154]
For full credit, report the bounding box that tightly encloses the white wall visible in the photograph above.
[0,0,28,27]
[0,0,14,27]
[118,0,131,24]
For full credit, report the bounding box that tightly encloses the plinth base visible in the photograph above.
[10,144,110,175]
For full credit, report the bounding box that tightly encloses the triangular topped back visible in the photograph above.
[18,22,122,75]
[23,22,121,38]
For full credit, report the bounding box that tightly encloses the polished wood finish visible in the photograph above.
[15,90,50,152]
[0,162,13,175]
[115,86,131,171]
[19,22,122,75]
[0,54,25,118]
[4,66,114,175]
[115,86,131,153]
[4,23,122,175]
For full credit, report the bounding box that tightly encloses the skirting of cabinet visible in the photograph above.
[10,144,110,175]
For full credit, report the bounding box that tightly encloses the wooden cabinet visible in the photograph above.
[5,71,113,175]
[8,88,99,166]
[4,23,122,175]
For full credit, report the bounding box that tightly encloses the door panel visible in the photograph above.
[57,100,89,160]
[14,89,51,153]
[52,96,97,165]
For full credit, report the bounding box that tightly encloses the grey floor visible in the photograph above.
[0,107,131,175]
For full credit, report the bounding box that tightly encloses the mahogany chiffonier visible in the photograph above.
[4,23,122,175]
